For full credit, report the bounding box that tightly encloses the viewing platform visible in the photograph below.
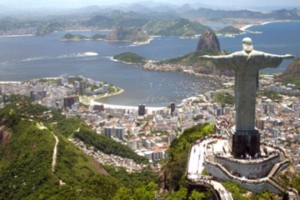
[185,122,298,199]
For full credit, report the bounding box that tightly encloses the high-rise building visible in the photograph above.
[138,104,146,116]
[115,127,125,140]
[93,104,104,112]
[170,102,175,116]
[79,81,86,95]
[104,126,114,138]
[63,96,76,108]
[255,119,265,130]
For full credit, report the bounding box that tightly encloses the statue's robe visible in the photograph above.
[208,50,284,131]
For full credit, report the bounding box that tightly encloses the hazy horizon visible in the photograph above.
[1,0,300,10]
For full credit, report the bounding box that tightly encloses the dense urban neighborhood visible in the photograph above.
[1,73,300,175]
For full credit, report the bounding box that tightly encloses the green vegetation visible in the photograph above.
[113,52,147,64]
[0,97,122,199]
[162,124,213,191]
[213,92,234,107]
[90,33,107,40]
[0,18,61,36]
[192,99,206,104]
[0,95,152,198]
[87,84,99,91]
[143,18,212,37]
[106,27,149,42]
[257,90,283,101]
[38,78,58,84]
[276,58,300,88]
[159,49,220,67]
[277,74,300,89]
[68,76,83,84]
[46,107,147,164]
[217,26,242,35]
[74,128,148,164]
[1,95,174,199]
[157,49,234,77]
[36,22,62,36]
[103,165,157,188]
[84,13,149,29]
[1,96,296,199]
[223,181,248,200]
[291,172,300,194]
[0,18,38,31]
[189,190,206,200]
[113,182,158,200]
[2,8,300,38]
[61,33,88,40]
[254,190,282,199]
[61,33,106,41]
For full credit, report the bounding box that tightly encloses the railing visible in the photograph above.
[267,159,290,177]
[186,132,297,199]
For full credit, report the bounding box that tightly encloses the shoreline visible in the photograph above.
[238,20,293,31]
[91,99,166,111]
[81,88,125,104]
[131,38,153,46]
[0,34,34,38]
[64,29,112,32]
[90,88,168,111]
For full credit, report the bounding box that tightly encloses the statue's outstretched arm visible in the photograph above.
[281,54,295,59]
[258,52,295,69]
[262,53,295,59]
[199,54,237,70]
[199,54,234,60]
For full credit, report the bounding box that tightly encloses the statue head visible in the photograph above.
[242,37,254,53]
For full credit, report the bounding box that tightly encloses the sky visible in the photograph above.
[1,0,300,9]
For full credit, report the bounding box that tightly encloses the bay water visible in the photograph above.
[0,21,299,106]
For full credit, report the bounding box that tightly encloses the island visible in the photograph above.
[113,52,147,64]
[60,33,106,41]
[216,26,243,36]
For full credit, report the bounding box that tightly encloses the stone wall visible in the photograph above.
[206,162,285,194]
[215,155,280,178]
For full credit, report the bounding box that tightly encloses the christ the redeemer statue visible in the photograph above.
[201,37,294,157]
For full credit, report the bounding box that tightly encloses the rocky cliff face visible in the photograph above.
[196,30,220,51]
[195,30,234,76]
[276,58,300,88]
[284,58,300,74]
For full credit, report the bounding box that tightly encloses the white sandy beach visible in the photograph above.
[0,34,34,38]
[239,24,255,31]
[90,99,166,111]
[239,20,291,31]
[85,88,167,111]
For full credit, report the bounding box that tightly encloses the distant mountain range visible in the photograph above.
[73,5,300,21]
[0,4,300,37]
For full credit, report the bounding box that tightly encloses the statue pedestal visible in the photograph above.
[232,130,260,158]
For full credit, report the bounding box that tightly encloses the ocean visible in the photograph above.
[0,21,299,107]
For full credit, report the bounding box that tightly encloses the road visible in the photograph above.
[51,133,59,172]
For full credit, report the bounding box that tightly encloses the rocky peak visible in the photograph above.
[196,30,220,51]
[284,58,300,74]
